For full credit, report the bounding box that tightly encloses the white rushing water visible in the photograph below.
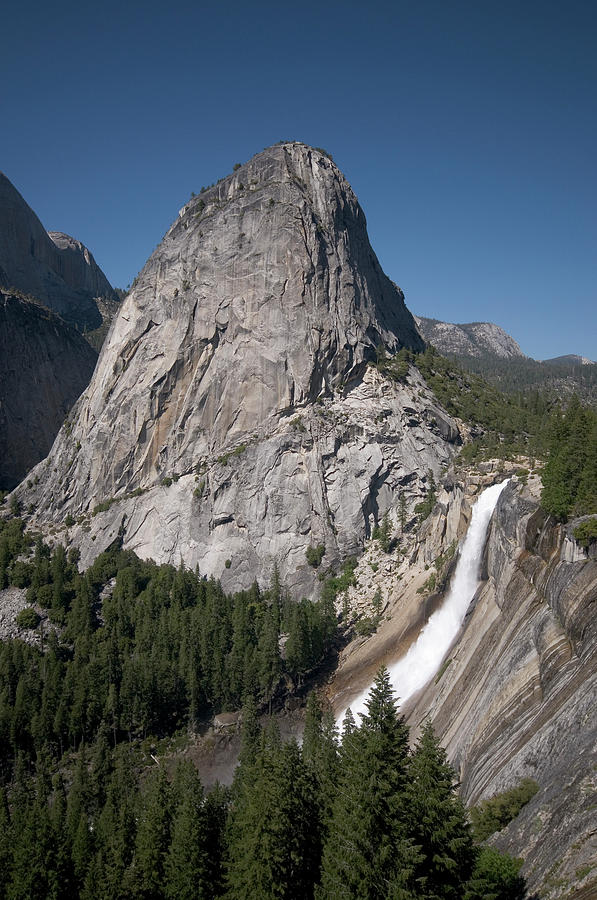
[338,479,509,726]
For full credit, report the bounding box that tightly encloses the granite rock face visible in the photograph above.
[14,143,462,593]
[0,290,98,489]
[409,483,597,899]
[414,315,525,359]
[329,469,596,898]
[0,172,117,329]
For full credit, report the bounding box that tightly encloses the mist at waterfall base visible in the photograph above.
[337,480,510,727]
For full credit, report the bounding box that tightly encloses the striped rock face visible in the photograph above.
[409,484,597,899]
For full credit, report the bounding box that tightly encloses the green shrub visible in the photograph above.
[434,658,452,684]
[321,557,357,605]
[65,514,75,528]
[224,559,232,569]
[372,587,383,614]
[370,345,412,383]
[92,497,116,516]
[434,540,457,572]
[354,614,381,637]
[470,778,540,842]
[417,571,437,595]
[415,471,437,524]
[16,607,40,629]
[371,511,393,552]
[217,444,247,466]
[573,517,597,549]
[305,544,325,568]
[468,847,526,900]
[10,561,33,588]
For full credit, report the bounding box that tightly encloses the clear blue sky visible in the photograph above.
[2,0,595,360]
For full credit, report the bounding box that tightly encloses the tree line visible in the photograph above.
[0,669,528,899]
[540,395,597,520]
[0,522,337,783]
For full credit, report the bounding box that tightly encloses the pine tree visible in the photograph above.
[285,601,312,684]
[203,782,229,896]
[132,764,172,898]
[237,695,262,770]
[378,512,392,553]
[92,746,137,898]
[49,774,75,899]
[9,775,55,900]
[257,603,282,711]
[406,720,475,899]
[225,723,320,899]
[399,494,408,532]
[0,787,12,898]
[317,668,421,899]
[165,761,211,900]
[302,693,339,832]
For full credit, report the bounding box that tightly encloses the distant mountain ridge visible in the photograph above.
[0,172,118,330]
[0,173,119,488]
[415,314,597,405]
[414,315,525,359]
[542,353,595,366]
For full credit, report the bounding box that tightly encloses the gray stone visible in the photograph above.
[414,315,525,359]
[0,290,98,489]
[0,172,118,330]
[12,143,461,595]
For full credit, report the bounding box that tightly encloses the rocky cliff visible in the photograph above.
[414,484,597,899]
[13,142,462,594]
[330,470,596,899]
[414,315,525,359]
[0,172,117,330]
[0,290,98,489]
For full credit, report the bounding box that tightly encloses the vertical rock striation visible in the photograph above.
[14,142,461,593]
[409,483,597,899]
[328,468,595,897]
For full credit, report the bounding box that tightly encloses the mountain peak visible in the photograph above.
[0,172,117,330]
[14,144,457,594]
[414,315,525,359]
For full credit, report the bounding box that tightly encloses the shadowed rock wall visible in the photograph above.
[0,291,98,489]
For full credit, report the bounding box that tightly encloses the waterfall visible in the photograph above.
[338,479,509,726]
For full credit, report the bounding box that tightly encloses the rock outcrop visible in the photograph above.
[0,290,98,489]
[13,142,461,594]
[0,172,118,330]
[330,470,596,899]
[414,315,525,359]
[412,484,597,899]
